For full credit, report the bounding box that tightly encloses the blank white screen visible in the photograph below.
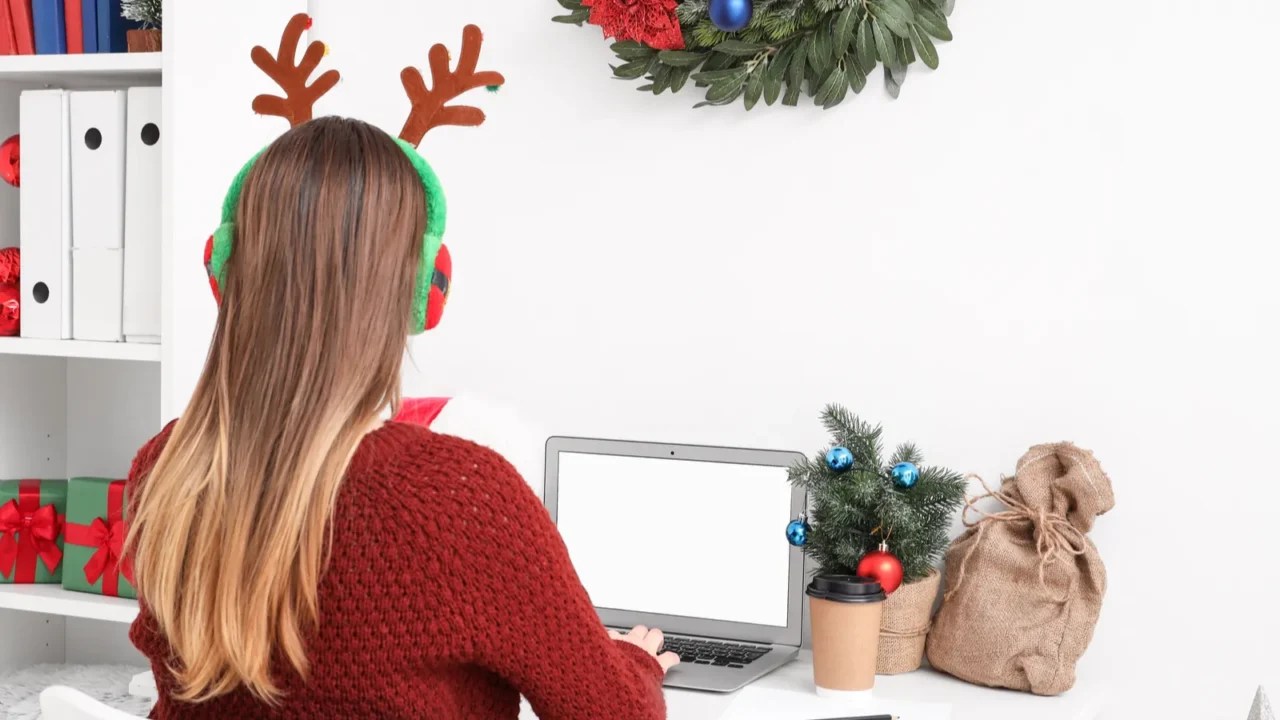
[555,452,793,628]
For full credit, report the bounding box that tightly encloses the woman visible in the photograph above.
[126,117,677,719]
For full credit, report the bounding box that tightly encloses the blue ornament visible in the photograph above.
[891,462,920,489]
[785,519,809,547]
[709,0,754,32]
[826,446,854,472]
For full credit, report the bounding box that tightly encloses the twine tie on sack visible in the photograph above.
[945,474,1088,604]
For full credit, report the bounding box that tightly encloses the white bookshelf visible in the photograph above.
[0,52,161,84]
[0,585,138,624]
[0,337,161,362]
[0,46,165,675]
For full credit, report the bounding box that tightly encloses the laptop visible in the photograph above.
[543,436,807,692]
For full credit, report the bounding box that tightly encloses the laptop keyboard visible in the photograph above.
[655,635,771,668]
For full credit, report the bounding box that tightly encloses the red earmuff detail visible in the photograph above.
[425,244,452,331]
[204,234,222,304]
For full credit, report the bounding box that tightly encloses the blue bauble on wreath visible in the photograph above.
[785,519,809,547]
[891,462,920,489]
[709,0,754,32]
[826,446,854,472]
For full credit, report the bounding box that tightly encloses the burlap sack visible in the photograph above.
[925,443,1114,695]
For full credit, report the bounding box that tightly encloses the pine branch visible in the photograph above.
[889,442,923,467]
[821,404,882,468]
[121,0,161,28]
[677,0,710,24]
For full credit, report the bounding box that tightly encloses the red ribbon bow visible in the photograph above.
[64,480,134,596]
[0,481,64,582]
[74,517,134,589]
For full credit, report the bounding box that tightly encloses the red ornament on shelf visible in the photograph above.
[1,135,19,187]
[0,247,18,337]
[0,284,18,337]
[0,247,17,285]
[856,542,904,595]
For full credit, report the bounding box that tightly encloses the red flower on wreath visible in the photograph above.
[584,0,686,51]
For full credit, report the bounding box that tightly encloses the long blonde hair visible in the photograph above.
[128,117,427,703]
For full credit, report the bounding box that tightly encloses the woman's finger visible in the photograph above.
[642,628,664,655]
[607,629,622,640]
[657,651,681,672]
[628,625,648,639]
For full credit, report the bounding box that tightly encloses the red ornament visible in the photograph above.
[856,542,904,595]
[0,283,18,337]
[0,247,19,337]
[1,135,18,187]
[583,0,686,51]
[0,247,18,285]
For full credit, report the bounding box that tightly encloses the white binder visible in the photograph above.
[19,90,72,340]
[72,248,124,342]
[70,90,128,250]
[123,87,162,344]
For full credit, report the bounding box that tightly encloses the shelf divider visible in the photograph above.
[0,337,161,362]
[0,585,138,624]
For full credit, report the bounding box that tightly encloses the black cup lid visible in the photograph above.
[806,574,887,603]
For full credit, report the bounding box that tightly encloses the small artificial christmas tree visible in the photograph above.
[121,0,161,28]
[788,404,967,586]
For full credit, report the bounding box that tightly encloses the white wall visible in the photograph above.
[170,1,1280,717]
[164,0,306,418]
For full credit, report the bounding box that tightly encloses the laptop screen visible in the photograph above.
[554,451,794,628]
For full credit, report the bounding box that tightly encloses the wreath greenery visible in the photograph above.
[553,0,954,110]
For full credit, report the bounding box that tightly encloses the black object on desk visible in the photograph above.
[807,715,896,720]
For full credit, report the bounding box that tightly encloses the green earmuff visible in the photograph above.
[204,138,449,335]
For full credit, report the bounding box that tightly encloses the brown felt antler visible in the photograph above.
[398,25,506,147]
[251,13,340,128]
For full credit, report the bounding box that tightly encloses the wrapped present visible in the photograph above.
[63,477,136,599]
[0,479,67,584]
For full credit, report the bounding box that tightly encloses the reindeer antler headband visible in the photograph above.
[203,13,505,334]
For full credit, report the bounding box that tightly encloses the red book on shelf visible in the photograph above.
[6,0,33,54]
[62,0,81,52]
[1,0,18,55]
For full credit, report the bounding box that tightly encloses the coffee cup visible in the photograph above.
[806,574,886,696]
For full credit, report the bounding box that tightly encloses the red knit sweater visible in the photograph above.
[127,421,667,719]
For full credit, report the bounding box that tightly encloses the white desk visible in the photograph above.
[519,651,1108,720]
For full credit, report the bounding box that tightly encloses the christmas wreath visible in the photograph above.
[552,0,954,110]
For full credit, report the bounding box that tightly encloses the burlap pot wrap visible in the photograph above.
[926,443,1114,695]
[876,569,940,674]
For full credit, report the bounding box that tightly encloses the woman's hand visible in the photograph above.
[609,626,681,674]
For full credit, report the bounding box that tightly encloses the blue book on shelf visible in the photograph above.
[81,0,97,52]
[95,0,138,52]
[31,0,67,54]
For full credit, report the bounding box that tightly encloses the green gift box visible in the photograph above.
[0,479,68,584]
[63,477,136,599]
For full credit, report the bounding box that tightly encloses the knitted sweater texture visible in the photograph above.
[127,421,666,719]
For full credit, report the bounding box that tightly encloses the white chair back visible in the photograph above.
[38,686,144,720]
